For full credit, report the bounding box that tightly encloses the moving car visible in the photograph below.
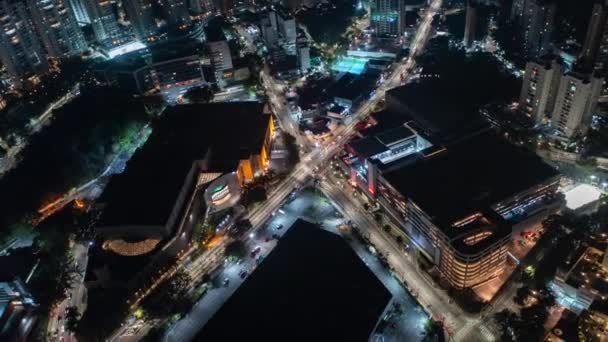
[250,246,262,257]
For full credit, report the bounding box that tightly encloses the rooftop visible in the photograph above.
[383,132,559,230]
[330,73,377,102]
[195,220,391,341]
[385,83,491,145]
[563,184,603,211]
[332,56,368,75]
[204,17,228,42]
[98,102,269,231]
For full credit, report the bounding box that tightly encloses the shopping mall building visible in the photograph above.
[343,85,562,288]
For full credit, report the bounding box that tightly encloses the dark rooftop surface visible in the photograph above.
[349,136,388,158]
[376,126,416,146]
[195,220,391,341]
[204,17,227,42]
[330,73,377,101]
[383,132,559,229]
[361,110,410,137]
[98,102,269,229]
[386,83,491,145]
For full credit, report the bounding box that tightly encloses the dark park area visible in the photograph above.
[0,86,149,232]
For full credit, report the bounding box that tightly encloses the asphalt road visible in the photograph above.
[109,0,443,339]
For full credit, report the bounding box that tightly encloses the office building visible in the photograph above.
[123,0,157,42]
[512,0,556,59]
[551,72,602,138]
[83,0,127,47]
[28,0,88,59]
[370,0,406,38]
[463,0,478,49]
[518,55,563,124]
[162,0,191,29]
[0,0,48,86]
[67,0,90,24]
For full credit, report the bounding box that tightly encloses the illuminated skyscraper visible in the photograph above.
[581,1,608,63]
[551,72,602,138]
[579,1,608,76]
[511,0,555,59]
[163,0,191,28]
[123,0,157,41]
[518,56,563,124]
[28,0,88,58]
[67,0,90,24]
[0,0,48,85]
[82,0,126,46]
[370,0,405,38]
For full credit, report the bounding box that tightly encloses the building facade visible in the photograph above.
[163,0,191,29]
[82,0,127,47]
[134,55,205,94]
[581,1,608,64]
[0,0,48,86]
[518,56,563,124]
[512,0,555,59]
[463,0,477,49]
[551,72,602,138]
[28,0,88,59]
[208,40,233,71]
[67,0,90,24]
[370,0,406,38]
[297,39,310,73]
[122,0,157,42]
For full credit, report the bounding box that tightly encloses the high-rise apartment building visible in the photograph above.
[163,0,191,29]
[510,0,525,21]
[551,72,602,138]
[277,10,296,44]
[297,39,310,73]
[261,14,278,45]
[581,1,608,63]
[67,0,90,24]
[217,0,233,15]
[518,56,563,124]
[123,0,157,42]
[28,0,88,58]
[463,0,478,49]
[578,1,608,76]
[511,0,555,59]
[0,0,48,85]
[370,0,405,38]
[82,0,126,46]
